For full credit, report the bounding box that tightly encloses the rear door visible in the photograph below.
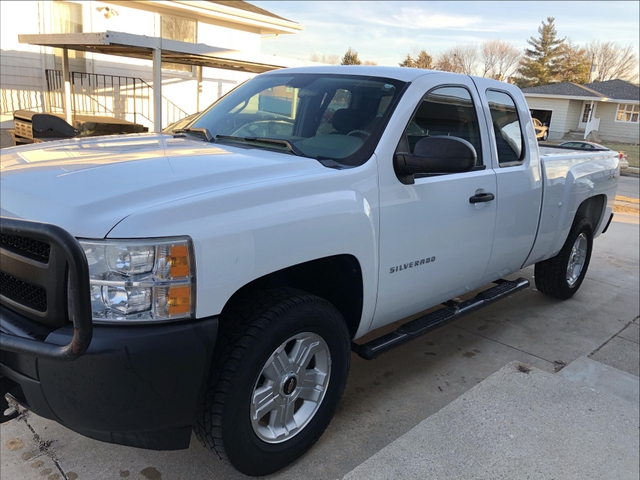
[471,78,543,281]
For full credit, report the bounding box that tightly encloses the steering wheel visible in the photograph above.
[347,130,370,140]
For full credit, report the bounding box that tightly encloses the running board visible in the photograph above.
[352,278,530,360]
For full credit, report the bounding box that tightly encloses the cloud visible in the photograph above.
[370,8,482,30]
[253,1,639,65]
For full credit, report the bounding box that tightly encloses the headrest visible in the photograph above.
[332,109,365,134]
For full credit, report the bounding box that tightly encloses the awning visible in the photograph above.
[19,31,307,131]
[18,31,294,74]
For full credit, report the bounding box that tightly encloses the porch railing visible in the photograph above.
[45,70,189,129]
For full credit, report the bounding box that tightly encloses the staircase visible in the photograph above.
[45,70,189,130]
[563,129,586,140]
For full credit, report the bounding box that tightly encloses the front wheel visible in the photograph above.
[196,289,351,476]
[535,217,593,299]
[542,130,549,141]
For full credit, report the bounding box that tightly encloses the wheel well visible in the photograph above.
[575,194,606,231]
[221,255,364,338]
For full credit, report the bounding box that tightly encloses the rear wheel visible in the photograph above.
[196,289,351,476]
[535,217,593,299]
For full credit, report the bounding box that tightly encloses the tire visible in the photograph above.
[535,217,593,299]
[195,288,351,476]
[542,130,549,141]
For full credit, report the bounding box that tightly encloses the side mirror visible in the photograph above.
[394,136,477,185]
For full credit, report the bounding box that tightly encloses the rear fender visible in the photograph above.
[524,152,618,266]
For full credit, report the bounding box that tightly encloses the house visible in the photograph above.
[0,0,306,138]
[522,79,639,144]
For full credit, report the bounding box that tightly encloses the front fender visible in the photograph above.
[107,158,380,335]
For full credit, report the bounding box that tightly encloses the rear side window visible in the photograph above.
[403,86,483,166]
[487,90,524,166]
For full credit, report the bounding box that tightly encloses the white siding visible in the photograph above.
[595,102,640,143]
[566,99,583,131]
[0,51,44,113]
[524,97,571,139]
[198,22,261,53]
[0,1,45,113]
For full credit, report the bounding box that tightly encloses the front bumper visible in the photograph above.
[1,308,217,450]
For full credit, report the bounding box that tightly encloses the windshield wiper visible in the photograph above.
[173,128,214,142]
[215,135,303,156]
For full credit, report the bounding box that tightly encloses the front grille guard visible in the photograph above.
[0,217,92,361]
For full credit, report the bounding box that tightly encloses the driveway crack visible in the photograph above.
[589,317,639,357]
[8,399,70,480]
[452,324,555,365]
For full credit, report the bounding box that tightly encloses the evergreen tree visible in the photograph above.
[515,17,565,87]
[341,47,362,65]
[557,41,591,84]
[399,50,433,69]
[413,50,433,69]
[399,54,414,68]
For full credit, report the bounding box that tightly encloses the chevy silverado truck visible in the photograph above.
[0,66,620,476]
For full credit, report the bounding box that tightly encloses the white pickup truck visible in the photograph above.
[0,66,620,476]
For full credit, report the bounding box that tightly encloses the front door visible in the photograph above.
[372,76,497,330]
[579,101,594,129]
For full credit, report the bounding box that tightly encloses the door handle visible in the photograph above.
[469,192,495,204]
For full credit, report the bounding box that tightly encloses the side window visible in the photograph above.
[486,90,524,166]
[401,86,483,167]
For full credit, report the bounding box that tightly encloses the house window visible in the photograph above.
[581,103,593,123]
[160,15,196,72]
[52,1,86,72]
[616,104,639,123]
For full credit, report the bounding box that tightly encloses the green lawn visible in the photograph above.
[600,142,639,168]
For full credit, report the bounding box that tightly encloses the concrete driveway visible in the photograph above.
[2,211,638,480]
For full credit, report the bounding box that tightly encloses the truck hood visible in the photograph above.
[0,133,325,238]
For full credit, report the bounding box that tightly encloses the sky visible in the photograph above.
[251,1,640,67]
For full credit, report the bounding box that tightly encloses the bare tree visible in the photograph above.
[309,52,340,64]
[586,40,639,82]
[363,60,378,65]
[435,53,464,74]
[435,44,478,75]
[481,40,522,81]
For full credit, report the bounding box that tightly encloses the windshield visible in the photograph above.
[189,73,407,166]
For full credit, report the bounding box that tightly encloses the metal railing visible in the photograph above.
[45,70,189,128]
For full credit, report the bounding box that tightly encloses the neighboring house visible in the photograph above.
[0,0,304,133]
[522,79,639,143]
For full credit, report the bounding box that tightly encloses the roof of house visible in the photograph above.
[522,79,639,101]
[206,1,293,23]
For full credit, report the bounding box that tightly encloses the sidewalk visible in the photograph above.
[344,353,639,480]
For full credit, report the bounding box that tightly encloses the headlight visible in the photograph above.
[79,237,195,324]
